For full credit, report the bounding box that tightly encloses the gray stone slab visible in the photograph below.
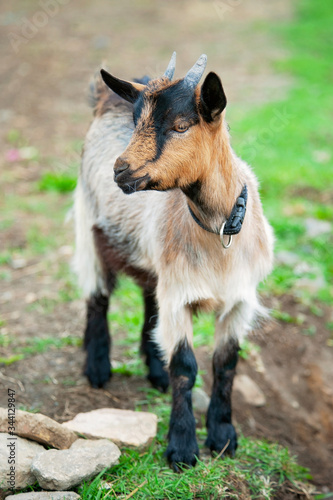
[0,432,44,490]
[5,492,80,500]
[62,408,158,448]
[31,438,120,490]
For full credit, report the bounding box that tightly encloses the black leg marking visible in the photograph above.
[166,342,199,471]
[205,337,239,457]
[140,289,169,393]
[84,293,111,388]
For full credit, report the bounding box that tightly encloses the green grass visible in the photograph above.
[77,387,311,499]
[77,2,331,497]
[5,1,332,497]
[20,335,82,355]
[0,354,25,365]
[38,171,77,193]
[229,0,333,304]
[0,336,83,365]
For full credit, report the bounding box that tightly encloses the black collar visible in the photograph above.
[187,184,248,247]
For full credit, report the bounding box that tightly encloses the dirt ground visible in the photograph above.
[0,0,332,496]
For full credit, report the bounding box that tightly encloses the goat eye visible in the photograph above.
[173,123,189,133]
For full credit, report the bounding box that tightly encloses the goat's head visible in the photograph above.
[101,53,227,194]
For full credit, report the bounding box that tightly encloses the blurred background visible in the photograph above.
[0,0,332,496]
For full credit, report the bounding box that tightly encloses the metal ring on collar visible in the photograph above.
[220,222,233,249]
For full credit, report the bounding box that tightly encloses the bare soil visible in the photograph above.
[0,0,332,496]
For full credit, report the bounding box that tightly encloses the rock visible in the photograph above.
[0,432,44,490]
[275,250,300,267]
[58,245,73,257]
[91,35,110,49]
[192,387,210,413]
[304,217,331,239]
[10,257,27,269]
[0,291,14,303]
[31,438,120,490]
[6,492,80,500]
[63,408,158,448]
[0,408,77,450]
[233,374,266,407]
[25,292,38,304]
[296,275,326,294]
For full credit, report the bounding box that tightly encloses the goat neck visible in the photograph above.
[182,117,243,235]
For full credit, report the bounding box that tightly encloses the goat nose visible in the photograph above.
[114,157,130,174]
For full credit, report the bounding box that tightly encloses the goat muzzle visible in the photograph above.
[114,157,130,177]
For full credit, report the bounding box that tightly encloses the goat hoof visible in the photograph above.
[147,366,169,393]
[205,423,238,457]
[145,350,170,393]
[84,353,111,388]
[165,446,199,472]
[165,430,199,472]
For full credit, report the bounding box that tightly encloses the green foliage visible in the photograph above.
[0,354,25,365]
[38,171,77,193]
[78,432,310,500]
[239,339,261,360]
[230,0,333,304]
[20,336,82,356]
[78,3,333,497]
[7,129,25,147]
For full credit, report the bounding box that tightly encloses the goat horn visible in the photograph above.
[184,54,207,88]
[163,51,177,80]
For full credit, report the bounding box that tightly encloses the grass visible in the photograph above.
[77,386,311,499]
[230,0,333,305]
[76,2,332,497]
[38,171,77,193]
[2,1,332,498]
[0,335,82,366]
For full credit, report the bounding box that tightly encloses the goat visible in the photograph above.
[73,52,274,471]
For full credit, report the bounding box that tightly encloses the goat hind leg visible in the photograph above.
[84,273,116,388]
[140,288,169,393]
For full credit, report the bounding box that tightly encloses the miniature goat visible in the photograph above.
[74,53,274,470]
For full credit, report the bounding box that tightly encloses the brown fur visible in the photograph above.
[93,225,157,290]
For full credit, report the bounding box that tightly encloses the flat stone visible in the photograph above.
[0,432,44,490]
[233,374,266,407]
[31,438,120,491]
[0,408,77,450]
[192,387,210,413]
[6,492,80,500]
[63,408,158,448]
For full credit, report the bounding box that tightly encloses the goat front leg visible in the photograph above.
[206,335,239,456]
[156,302,199,471]
[167,341,198,471]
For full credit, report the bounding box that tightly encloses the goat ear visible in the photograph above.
[200,72,227,122]
[100,69,145,103]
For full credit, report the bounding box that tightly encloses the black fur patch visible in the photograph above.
[141,289,169,393]
[133,80,200,161]
[166,342,199,471]
[84,293,112,388]
[206,337,239,456]
[182,180,202,205]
